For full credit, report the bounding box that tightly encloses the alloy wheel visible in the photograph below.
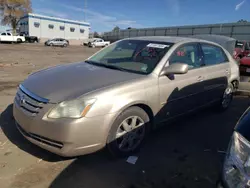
[115,116,145,152]
[222,86,233,109]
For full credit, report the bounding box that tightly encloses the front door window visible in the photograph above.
[169,44,201,70]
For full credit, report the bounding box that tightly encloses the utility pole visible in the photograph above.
[84,0,87,22]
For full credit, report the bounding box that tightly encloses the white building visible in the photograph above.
[19,13,91,45]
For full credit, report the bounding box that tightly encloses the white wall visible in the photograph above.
[28,17,41,37]
[19,15,90,40]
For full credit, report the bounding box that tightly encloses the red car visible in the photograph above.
[239,54,250,75]
[234,41,250,60]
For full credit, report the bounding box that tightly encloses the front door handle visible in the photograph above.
[197,76,204,82]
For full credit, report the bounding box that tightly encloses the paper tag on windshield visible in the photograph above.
[147,43,169,49]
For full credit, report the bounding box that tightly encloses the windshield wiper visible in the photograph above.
[84,60,99,65]
[98,64,129,72]
[85,60,129,72]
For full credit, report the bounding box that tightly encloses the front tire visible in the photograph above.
[107,106,150,158]
[17,38,22,43]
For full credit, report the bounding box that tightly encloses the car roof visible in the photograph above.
[127,36,221,46]
[52,38,65,40]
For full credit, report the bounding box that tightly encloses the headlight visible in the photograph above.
[229,132,250,165]
[47,98,96,119]
[223,132,250,187]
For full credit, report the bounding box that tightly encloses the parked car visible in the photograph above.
[0,32,25,43]
[44,38,69,47]
[88,38,110,48]
[239,54,250,75]
[83,38,101,46]
[217,107,250,188]
[14,36,235,157]
[233,40,250,60]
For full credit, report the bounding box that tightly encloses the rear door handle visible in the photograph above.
[197,76,204,82]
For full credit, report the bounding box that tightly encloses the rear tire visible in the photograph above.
[107,106,150,158]
[216,83,234,111]
[63,43,67,47]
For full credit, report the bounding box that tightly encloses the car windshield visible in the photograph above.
[87,39,173,74]
[235,41,244,48]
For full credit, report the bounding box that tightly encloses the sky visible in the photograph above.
[1,0,250,32]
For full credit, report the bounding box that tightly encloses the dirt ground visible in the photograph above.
[0,43,250,188]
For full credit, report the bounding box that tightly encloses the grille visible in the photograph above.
[15,85,49,116]
[16,123,63,149]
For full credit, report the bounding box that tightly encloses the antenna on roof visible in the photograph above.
[84,0,87,22]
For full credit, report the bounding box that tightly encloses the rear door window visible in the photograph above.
[200,43,228,66]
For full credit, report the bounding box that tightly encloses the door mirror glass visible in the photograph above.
[160,63,188,76]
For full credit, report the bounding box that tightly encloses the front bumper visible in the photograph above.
[13,100,117,157]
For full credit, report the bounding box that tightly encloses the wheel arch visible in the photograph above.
[131,103,154,123]
[105,102,154,145]
[107,102,154,134]
[231,79,239,91]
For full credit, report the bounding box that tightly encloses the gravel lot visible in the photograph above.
[0,43,250,188]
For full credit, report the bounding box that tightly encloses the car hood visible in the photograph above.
[240,57,250,66]
[21,62,144,103]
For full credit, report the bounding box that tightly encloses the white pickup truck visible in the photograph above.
[87,38,110,48]
[0,32,25,43]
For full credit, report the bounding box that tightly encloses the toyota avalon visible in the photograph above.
[13,36,237,157]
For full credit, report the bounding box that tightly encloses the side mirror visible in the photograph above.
[160,63,189,76]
